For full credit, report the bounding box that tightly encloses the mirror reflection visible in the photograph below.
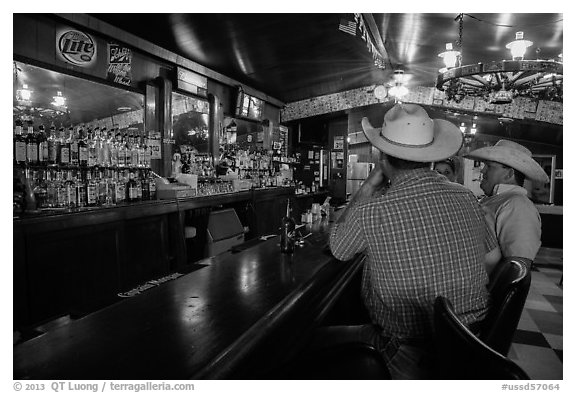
[13,61,144,131]
[171,92,210,155]
[527,155,556,204]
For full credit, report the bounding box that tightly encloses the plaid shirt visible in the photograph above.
[330,168,494,338]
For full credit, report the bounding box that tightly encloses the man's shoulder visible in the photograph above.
[492,191,538,213]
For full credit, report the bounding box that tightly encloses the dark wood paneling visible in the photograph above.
[13,226,28,329]
[121,215,171,291]
[25,222,121,324]
[253,197,282,236]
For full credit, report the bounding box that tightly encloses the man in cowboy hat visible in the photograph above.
[465,139,549,271]
[325,103,497,379]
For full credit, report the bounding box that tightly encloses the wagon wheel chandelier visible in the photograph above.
[436,14,563,104]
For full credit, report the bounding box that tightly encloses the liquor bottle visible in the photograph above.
[32,170,48,209]
[85,169,98,207]
[124,133,132,168]
[101,127,110,167]
[106,168,116,205]
[126,171,138,202]
[37,125,49,165]
[68,127,78,166]
[87,128,97,167]
[97,169,109,205]
[148,170,157,200]
[141,136,149,168]
[58,127,70,166]
[109,128,118,168]
[76,170,87,208]
[78,127,89,167]
[47,125,59,166]
[56,170,67,207]
[141,170,150,200]
[137,136,146,168]
[135,170,143,201]
[14,119,27,166]
[280,198,296,254]
[130,134,140,168]
[25,120,38,165]
[117,132,126,168]
[92,127,101,166]
[115,170,126,204]
[64,170,77,208]
[45,169,58,208]
[106,168,117,205]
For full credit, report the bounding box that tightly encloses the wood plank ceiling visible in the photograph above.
[91,13,563,104]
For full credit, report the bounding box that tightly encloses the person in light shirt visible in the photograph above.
[465,140,549,273]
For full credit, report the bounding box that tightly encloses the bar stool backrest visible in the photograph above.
[433,296,530,380]
[482,257,532,356]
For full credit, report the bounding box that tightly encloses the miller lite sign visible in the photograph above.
[56,28,97,67]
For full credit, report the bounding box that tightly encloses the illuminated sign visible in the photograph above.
[56,28,97,67]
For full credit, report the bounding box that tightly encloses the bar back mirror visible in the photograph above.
[171,92,210,156]
[13,61,144,133]
[526,154,556,204]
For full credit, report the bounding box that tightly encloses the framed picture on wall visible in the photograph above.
[526,154,556,204]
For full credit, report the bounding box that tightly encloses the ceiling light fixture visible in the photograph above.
[388,69,409,101]
[506,31,532,60]
[16,83,32,102]
[436,14,563,104]
[438,42,461,70]
[52,91,67,107]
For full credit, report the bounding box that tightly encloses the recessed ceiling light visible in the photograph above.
[117,106,132,112]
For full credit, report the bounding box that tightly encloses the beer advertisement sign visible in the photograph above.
[56,28,97,67]
[107,44,132,86]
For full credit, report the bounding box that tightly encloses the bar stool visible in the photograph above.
[433,296,530,380]
[483,257,532,356]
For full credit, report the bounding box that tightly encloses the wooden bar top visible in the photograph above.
[13,216,363,380]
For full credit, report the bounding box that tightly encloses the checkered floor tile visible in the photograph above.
[507,248,563,380]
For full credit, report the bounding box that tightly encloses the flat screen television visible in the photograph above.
[235,88,263,121]
[297,118,329,146]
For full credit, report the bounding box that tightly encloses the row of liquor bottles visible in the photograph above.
[217,144,298,176]
[17,167,158,212]
[13,119,154,169]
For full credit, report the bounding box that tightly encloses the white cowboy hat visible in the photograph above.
[465,139,549,183]
[361,103,463,162]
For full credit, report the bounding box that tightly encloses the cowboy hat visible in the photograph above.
[361,103,463,162]
[465,140,549,183]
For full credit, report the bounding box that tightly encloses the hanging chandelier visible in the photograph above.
[436,14,563,104]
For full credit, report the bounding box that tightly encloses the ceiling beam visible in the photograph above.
[361,13,393,70]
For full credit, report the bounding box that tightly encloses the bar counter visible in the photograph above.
[14,215,364,380]
[14,186,330,330]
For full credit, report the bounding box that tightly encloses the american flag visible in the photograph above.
[338,18,357,36]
